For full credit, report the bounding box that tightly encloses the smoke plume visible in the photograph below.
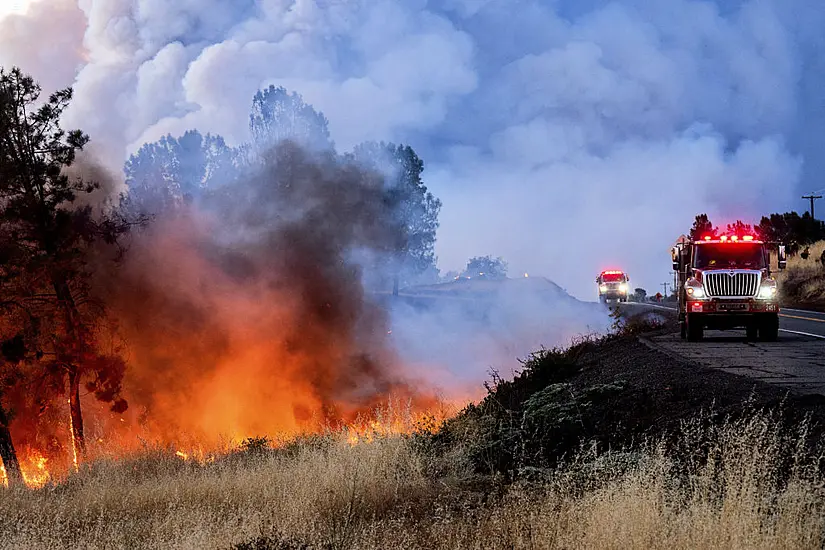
[87,141,435,446]
[2,0,820,297]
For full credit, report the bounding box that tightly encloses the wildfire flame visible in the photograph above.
[0,448,52,489]
[0,394,466,488]
[21,450,51,488]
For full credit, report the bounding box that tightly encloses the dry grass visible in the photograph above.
[771,240,825,308]
[0,408,823,550]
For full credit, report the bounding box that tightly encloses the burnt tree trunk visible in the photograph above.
[0,404,23,487]
[53,278,87,463]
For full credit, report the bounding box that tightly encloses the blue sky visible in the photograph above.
[1,0,823,298]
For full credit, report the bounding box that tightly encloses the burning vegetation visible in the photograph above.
[0,67,451,487]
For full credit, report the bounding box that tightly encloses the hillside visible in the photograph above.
[776,240,825,311]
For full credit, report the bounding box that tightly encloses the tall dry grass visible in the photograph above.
[772,240,825,307]
[0,409,823,549]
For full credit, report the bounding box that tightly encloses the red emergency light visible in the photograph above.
[601,270,624,274]
[701,233,760,243]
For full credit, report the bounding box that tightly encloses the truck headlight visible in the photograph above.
[619,283,628,293]
[758,279,778,299]
[685,279,705,299]
[599,284,607,292]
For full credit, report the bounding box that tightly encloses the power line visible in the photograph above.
[802,193,823,220]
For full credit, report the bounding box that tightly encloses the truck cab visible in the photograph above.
[596,270,630,304]
[671,233,786,342]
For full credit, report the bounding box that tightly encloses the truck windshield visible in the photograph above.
[694,243,765,269]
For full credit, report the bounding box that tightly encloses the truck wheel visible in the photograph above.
[680,321,687,340]
[745,323,758,341]
[686,314,703,342]
[759,314,779,342]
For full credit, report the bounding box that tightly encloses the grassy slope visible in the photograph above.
[775,240,825,310]
[3,319,825,549]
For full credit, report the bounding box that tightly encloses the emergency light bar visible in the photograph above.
[700,233,761,243]
[601,270,624,274]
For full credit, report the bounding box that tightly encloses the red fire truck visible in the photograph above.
[596,270,630,303]
[671,232,787,342]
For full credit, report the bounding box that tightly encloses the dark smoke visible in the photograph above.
[92,141,425,443]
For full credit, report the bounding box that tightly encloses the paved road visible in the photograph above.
[622,302,825,395]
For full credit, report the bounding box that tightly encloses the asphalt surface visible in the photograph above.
[622,302,825,395]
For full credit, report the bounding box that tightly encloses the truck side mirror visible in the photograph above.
[778,245,787,270]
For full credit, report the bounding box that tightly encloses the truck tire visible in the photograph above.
[745,323,758,341]
[686,313,703,342]
[680,321,687,340]
[759,314,779,342]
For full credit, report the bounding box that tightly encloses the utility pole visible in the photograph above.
[802,193,823,220]
[662,282,670,297]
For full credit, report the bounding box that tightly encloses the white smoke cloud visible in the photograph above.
[0,0,818,300]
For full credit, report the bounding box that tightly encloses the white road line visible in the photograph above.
[779,328,825,340]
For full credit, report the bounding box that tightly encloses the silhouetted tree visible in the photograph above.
[0,67,130,467]
[756,211,825,255]
[725,220,752,235]
[463,256,508,280]
[249,86,333,153]
[349,142,441,293]
[122,130,239,218]
[689,214,716,241]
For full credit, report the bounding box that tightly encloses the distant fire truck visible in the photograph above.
[671,232,787,342]
[596,270,630,303]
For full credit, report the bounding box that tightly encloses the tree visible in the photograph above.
[725,220,752,235]
[757,211,825,255]
[349,142,441,293]
[249,86,333,153]
[463,256,508,280]
[634,288,647,302]
[122,130,239,218]
[0,67,130,468]
[689,214,716,241]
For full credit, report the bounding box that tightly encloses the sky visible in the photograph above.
[1,0,823,299]
[0,0,30,17]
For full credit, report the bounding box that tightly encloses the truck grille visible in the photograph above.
[704,272,759,298]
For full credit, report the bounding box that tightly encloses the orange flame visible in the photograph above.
[0,448,52,489]
[21,450,51,488]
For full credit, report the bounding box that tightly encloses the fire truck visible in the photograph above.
[670,232,787,342]
[596,270,630,303]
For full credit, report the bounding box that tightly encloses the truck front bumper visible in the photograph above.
[687,299,778,314]
[686,299,778,330]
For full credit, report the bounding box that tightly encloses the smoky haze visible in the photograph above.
[90,141,444,443]
[0,0,820,297]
